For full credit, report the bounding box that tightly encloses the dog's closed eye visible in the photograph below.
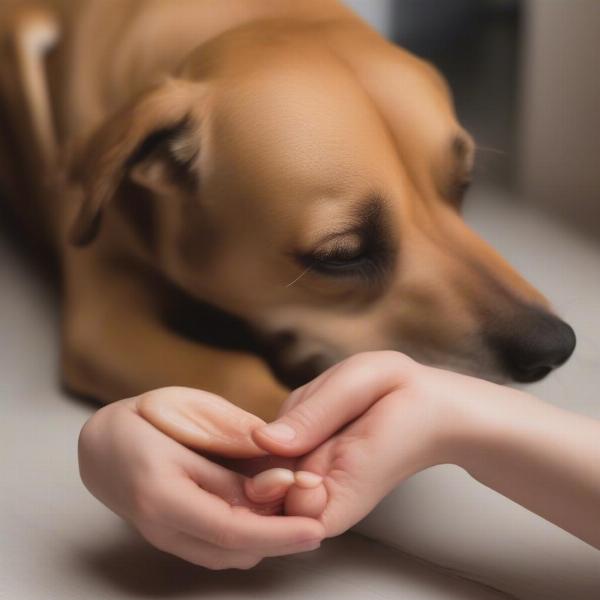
[300,236,372,276]
[294,197,395,284]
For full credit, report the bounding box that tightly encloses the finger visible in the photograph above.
[291,393,423,537]
[209,454,297,479]
[294,471,324,489]
[152,529,321,568]
[243,468,323,504]
[181,450,255,508]
[244,468,295,503]
[158,477,325,549]
[285,484,328,519]
[275,360,348,417]
[182,452,290,515]
[137,386,267,458]
[253,352,415,456]
[147,529,262,570]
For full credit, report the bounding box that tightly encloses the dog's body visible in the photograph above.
[0,0,576,419]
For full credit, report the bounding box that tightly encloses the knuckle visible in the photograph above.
[391,350,417,368]
[339,351,381,375]
[348,350,415,370]
[378,350,410,367]
[367,350,417,380]
[135,390,156,413]
[136,387,171,412]
[388,351,416,374]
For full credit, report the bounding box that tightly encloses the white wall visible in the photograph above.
[519,0,600,237]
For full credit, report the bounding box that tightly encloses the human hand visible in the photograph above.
[102,353,600,555]
[78,387,325,569]
[255,351,600,550]
[252,352,477,536]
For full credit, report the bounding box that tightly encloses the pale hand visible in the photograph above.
[78,387,325,570]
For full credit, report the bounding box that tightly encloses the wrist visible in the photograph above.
[423,372,535,476]
[413,384,471,472]
[427,388,481,470]
[394,366,494,474]
[383,375,466,482]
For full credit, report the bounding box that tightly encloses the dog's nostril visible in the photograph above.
[491,310,576,383]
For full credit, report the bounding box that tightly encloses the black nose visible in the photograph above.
[492,310,576,382]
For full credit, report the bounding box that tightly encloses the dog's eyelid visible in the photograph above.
[312,229,363,251]
[306,217,381,259]
[293,199,394,283]
[312,237,364,262]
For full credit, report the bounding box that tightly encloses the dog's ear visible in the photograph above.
[69,79,206,245]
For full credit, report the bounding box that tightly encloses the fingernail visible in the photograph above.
[259,422,296,443]
[294,471,323,489]
[250,468,294,497]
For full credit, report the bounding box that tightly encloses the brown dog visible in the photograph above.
[0,0,575,420]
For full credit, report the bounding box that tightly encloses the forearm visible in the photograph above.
[446,388,600,549]
[249,353,600,544]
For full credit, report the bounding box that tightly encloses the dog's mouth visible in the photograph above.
[257,328,337,389]
[266,346,334,389]
[270,354,327,389]
[247,302,577,390]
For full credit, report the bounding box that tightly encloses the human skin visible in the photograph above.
[254,352,600,549]
[77,388,325,570]
[79,352,600,569]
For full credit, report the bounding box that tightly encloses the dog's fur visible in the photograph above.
[0,0,575,420]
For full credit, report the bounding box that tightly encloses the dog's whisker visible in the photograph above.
[285,265,312,288]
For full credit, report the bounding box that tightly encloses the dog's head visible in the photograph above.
[70,27,575,388]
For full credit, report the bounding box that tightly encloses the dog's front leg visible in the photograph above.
[61,264,289,421]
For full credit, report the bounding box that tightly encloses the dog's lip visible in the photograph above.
[270,354,330,389]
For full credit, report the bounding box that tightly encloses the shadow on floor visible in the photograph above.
[73,524,508,600]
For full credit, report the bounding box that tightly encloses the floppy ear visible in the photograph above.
[69,78,206,245]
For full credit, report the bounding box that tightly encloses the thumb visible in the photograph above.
[252,352,410,456]
[137,386,267,458]
[284,482,328,519]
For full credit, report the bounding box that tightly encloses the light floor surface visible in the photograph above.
[1,185,599,599]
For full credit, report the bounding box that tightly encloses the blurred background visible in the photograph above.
[344,0,600,240]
